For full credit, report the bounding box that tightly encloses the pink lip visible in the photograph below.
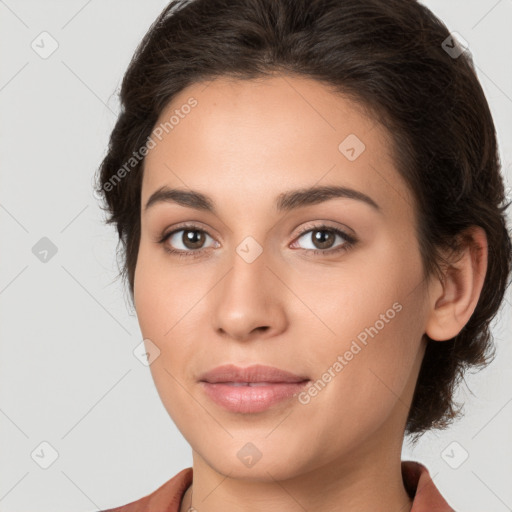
[198,364,310,413]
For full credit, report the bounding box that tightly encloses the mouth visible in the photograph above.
[200,381,310,413]
[198,364,310,413]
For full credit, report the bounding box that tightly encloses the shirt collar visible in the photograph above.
[402,460,455,511]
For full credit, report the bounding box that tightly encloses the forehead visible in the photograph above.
[141,74,414,218]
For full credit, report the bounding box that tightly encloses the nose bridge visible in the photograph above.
[225,233,270,300]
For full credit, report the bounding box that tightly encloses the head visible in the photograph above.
[96,0,511,476]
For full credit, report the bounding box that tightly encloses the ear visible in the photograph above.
[425,226,488,342]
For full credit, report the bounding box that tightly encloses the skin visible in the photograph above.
[133,74,487,512]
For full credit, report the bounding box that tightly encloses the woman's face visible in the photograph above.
[134,75,433,479]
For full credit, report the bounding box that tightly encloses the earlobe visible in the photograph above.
[424,226,488,342]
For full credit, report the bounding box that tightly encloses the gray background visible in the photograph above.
[0,1,511,510]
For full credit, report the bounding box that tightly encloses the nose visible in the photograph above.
[211,244,288,342]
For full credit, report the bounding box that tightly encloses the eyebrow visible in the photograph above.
[144,184,381,214]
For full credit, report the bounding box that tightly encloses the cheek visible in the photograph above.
[291,309,422,457]
[133,242,198,338]
[297,256,425,419]
[133,246,206,411]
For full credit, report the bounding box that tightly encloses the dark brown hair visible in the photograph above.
[95,0,512,442]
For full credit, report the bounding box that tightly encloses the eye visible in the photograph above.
[291,224,357,255]
[156,222,357,258]
[157,224,218,257]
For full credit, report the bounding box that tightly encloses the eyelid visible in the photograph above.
[160,221,221,243]
[292,220,355,239]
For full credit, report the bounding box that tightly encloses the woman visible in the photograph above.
[95,0,512,510]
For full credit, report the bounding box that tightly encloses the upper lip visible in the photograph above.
[199,364,309,384]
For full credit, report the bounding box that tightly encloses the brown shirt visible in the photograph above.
[101,460,455,511]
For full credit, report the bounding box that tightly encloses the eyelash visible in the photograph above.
[157,223,357,259]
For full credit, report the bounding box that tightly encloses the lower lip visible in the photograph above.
[200,381,310,413]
